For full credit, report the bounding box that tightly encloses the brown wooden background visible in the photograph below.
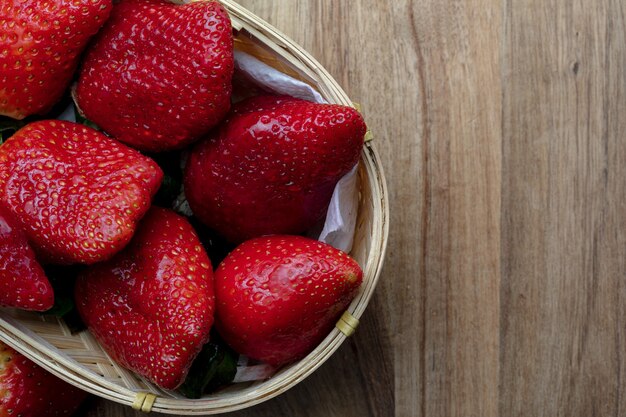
[84,0,626,416]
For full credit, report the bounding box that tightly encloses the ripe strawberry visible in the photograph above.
[0,120,162,265]
[0,205,53,311]
[215,235,363,366]
[0,0,113,119]
[75,0,234,152]
[0,340,88,417]
[184,95,366,243]
[75,207,215,389]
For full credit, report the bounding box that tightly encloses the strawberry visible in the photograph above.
[0,204,53,311]
[214,235,363,366]
[0,340,88,417]
[0,120,162,265]
[184,96,366,243]
[0,0,113,120]
[75,207,215,389]
[75,0,234,152]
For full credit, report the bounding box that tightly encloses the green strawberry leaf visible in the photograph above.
[204,346,238,393]
[0,117,25,131]
[0,117,26,143]
[45,293,75,317]
[179,335,238,398]
[0,93,74,143]
[73,107,101,131]
[179,343,220,399]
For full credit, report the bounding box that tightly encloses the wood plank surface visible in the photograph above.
[83,1,626,416]
[499,1,626,416]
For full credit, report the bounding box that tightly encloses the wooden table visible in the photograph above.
[88,1,626,416]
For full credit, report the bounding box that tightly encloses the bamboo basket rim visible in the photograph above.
[0,0,390,414]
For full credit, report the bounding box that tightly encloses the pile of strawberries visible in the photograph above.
[0,0,367,406]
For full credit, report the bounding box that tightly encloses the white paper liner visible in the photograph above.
[58,103,77,123]
[317,164,359,253]
[234,50,326,104]
[232,356,276,383]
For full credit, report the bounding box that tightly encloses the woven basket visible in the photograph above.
[0,1,389,414]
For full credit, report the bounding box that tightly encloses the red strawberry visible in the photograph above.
[0,205,53,311]
[75,207,215,389]
[215,235,363,366]
[75,0,234,152]
[184,96,366,243]
[0,340,88,417]
[0,0,113,119]
[0,120,162,265]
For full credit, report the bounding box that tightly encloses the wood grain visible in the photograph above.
[84,1,626,416]
[499,1,626,416]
